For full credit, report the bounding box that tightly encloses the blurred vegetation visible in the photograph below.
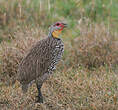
[0,0,118,109]
[0,0,118,31]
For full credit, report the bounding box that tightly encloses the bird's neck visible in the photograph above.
[48,31,61,40]
[48,31,53,38]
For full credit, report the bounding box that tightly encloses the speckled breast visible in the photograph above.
[48,39,64,73]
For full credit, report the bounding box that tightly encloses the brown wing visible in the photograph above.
[17,38,51,84]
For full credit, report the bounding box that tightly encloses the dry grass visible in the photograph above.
[0,28,41,85]
[0,68,118,110]
[0,23,118,109]
[64,22,118,69]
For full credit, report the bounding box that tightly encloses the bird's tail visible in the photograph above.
[22,84,28,93]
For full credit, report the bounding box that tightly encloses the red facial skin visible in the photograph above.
[55,23,65,31]
[59,24,64,30]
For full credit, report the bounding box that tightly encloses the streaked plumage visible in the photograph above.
[17,22,67,103]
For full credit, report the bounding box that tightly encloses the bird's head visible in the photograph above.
[49,22,67,38]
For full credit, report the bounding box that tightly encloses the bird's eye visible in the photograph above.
[56,23,60,26]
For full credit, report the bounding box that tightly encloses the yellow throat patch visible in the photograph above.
[52,30,62,38]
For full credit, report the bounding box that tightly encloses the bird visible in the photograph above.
[17,22,67,103]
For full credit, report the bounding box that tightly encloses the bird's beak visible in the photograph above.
[62,23,67,28]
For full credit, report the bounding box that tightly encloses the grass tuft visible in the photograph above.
[63,22,118,69]
[0,29,40,85]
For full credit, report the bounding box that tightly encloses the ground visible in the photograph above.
[0,68,118,110]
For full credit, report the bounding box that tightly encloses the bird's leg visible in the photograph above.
[36,83,43,103]
[35,74,49,103]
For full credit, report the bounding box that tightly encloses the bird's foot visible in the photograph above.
[35,96,43,103]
